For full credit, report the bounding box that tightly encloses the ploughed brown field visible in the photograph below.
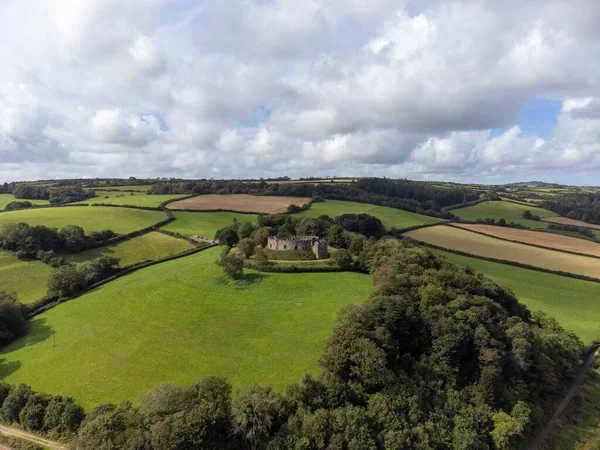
[452,223,600,257]
[544,216,600,230]
[166,194,311,214]
[403,225,600,279]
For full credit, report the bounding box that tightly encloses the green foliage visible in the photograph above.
[329,249,353,269]
[263,249,315,261]
[453,201,554,229]
[237,238,257,259]
[237,221,256,239]
[47,256,120,299]
[4,201,33,211]
[0,291,26,346]
[252,227,271,247]
[215,227,239,247]
[218,250,244,279]
[490,402,530,449]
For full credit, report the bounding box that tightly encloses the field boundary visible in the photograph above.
[401,236,600,284]
[0,203,89,214]
[387,220,449,236]
[446,223,600,260]
[27,244,217,317]
[442,197,489,212]
[243,259,346,273]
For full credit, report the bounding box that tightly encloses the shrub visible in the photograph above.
[237,238,256,259]
[0,292,26,346]
[263,249,316,261]
[218,251,244,279]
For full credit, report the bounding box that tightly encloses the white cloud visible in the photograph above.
[0,0,599,183]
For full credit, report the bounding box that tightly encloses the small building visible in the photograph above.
[267,236,329,259]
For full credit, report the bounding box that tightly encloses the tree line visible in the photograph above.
[11,185,95,204]
[541,192,600,224]
[148,178,479,217]
[0,238,582,449]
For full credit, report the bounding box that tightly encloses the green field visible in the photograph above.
[0,206,167,234]
[71,232,196,267]
[452,201,555,229]
[77,191,186,207]
[0,251,52,304]
[295,200,444,229]
[0,247,372,409]
[0,194,49,210]
[161,211,259,238]
[84,184,154,192]
[432,249,600,344]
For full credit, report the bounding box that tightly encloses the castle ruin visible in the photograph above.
[267,236,329,259]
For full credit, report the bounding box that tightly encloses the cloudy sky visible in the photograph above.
[1,0,599,184]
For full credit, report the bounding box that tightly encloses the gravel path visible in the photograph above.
[0,425,67,450]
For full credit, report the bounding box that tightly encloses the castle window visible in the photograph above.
[284,245,287,249]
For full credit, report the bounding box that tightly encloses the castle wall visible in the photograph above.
[267,236,330,259]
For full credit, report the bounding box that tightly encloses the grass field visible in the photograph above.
[0,247,372,409]
[77,191,187,208]
[167,194,310,214]
[85,184,154,192]
[0,206,167,234]
[0,194,49,210]
[71,232,196,267]
[431,249,600,344]
[404,225,600,279]
[452,223,600,257]
[161,211,259,239]
[294,200,444,229]
[0,251,52,304]
[452,200,555,229]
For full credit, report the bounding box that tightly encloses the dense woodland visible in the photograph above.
[541,193,600,224]
[10,185,95,204]
[0,239,582,449]
[149,179,479,217]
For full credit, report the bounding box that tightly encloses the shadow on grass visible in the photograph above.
[213,272,268,290]
[1,318,54,355]
[0,359,21,378]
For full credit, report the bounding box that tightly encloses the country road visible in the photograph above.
[0,424,67,450]
[528,347,600,450]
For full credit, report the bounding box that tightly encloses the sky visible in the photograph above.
[0,0,599,185]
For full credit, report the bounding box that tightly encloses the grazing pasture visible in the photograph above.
[71,232,196,267]
[452,223,600,257]
[295,200,444,230]
[161,211,259,239]
[85,184,154,192]
[0,194,49,210]
[77,191,187,208]
[0,206,167,234]
[167,194,310,214]
[432,249,600,344]
[0,247,372,409]
[452,200,555,229]
[0,251,52,304]
[404,225,600,279]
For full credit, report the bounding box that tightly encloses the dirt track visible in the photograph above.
[167,194,311,214]
[0,425,67,449]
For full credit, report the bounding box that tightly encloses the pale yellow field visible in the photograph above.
[167,194,310,214]
[404,225,600,279]
[453,223,600,257]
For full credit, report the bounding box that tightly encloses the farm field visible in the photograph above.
[167,194,310,214]
[0,194,49,210]
[404,225,600,279]
[77,191,187,208]
[544,216,600,230]
[0,251,52,304]
[161,211,259,238]
[84,184,155,192]
[452,223,600,257]
[71,232,196,267]
[0,206,167,234]
[431,249,600,344]
[295,200,444,230]
[0,247,372,409]
[452,200,555,229]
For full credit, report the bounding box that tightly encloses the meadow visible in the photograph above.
[452,223,600,257]
[77,191,187,208]
[452,200,555,229]
[0,251,52,304]
[0,194,49,210]
[431,249,600,344]
[71,232,196,267]
[404,225,600,279]
[295,200,444,229]
[0,247,372,409]
[0,206,167,234]
[167,194,311,214]
[161,211,259,238]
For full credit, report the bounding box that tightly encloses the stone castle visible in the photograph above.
[267,236,330,259]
